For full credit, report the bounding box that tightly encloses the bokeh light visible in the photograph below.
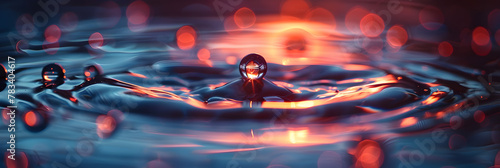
[474,110,485,123]
[96,114,117,138]
[438,41,453,57]
[472,27,490,46]
[400,117,417,127]
[355,140,384,168]
[386,25,408,47]
[360,13,385,37]
[234,7,256,29]
[197,48,211,61]
[176,26,197,50]
[24,111,37,127]
[89,32,104,49]
[126,0,150,25]
[4,151,28,168]
[44,25,61,43]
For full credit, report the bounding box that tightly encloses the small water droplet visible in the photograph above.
[42,63,65,87]
[84,64,103,81]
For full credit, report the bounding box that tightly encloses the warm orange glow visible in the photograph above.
[24,111,37,127]
[213,19,350,65]
[342,64,373,71]
[386,25,408,47]
[336,78,364,84]
[400,117,418,127]
[288,128,309,144]
[280,0,310,19]
[360,13,385,37]
[234,7,256,28]
[245,61,260,79]
[208,82,227,90]
[84,71,90,77]
[422,91,446,105]
[436,112,445,119]
[225,56,237,65]
[129,72,147,78]
[197,48,211,61]
[355,140,384,168]
[96,115,116,134]
[176,26,197,50]
[263,75,395,109]
[438,41,453,57]
[272,81,294,88]
[472,27,490,46]
[127,82,243,110]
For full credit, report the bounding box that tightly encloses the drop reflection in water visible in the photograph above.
[42,63,65,87]
[83,64,103,81]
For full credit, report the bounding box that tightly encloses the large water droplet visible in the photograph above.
[239,53,267,80]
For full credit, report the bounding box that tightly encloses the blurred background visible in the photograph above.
[1,0,500,168]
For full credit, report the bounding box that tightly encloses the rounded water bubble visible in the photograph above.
[239,53,267,80]
[42,63,65,87]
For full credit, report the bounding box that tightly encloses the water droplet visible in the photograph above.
[84,64,102,81]
[239,53,267,80]
[42,63,65,87]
